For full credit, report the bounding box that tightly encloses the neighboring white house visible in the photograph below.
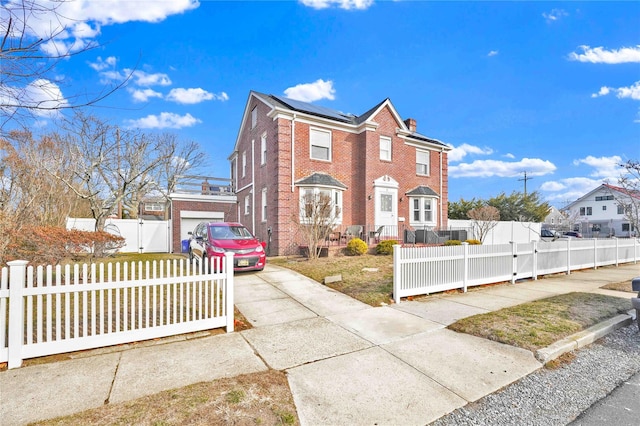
[563,183,638,237]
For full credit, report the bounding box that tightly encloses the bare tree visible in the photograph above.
[295,191,341,259]
[1,0,129,133]
[467,205,500,243]
[44,113,203,230]
[615,160,640,236]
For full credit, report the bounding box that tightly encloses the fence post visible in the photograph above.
[532,240,538,280]
[462,242,469,292]
[8,260,28,369]
[566,238,571,275]
[593,238,598,269]
[393,245,401,304]
[511,242,517,285]
[224,252,235,333]
[615,237,619,267]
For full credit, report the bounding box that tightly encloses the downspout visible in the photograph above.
[440,148,444,229]
[251,139,256,232]
[291,114,296,192]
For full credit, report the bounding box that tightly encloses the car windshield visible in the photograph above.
[209,225,253,240]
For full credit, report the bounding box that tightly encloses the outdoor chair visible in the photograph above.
[342,225,363,242]
[369,226,384,243]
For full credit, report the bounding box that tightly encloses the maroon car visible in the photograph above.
[189,222,266,272]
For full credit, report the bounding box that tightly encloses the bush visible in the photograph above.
[465,239,482,245]
[376,240,398,255]
[3,226,125,266]
[444,239,462,246]
[345,238,368,256]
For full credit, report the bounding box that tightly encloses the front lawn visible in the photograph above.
[269,253,394,306]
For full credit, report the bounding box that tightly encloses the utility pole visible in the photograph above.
[519,171,533,197]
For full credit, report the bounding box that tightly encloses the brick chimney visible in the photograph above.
[404,118,417,132]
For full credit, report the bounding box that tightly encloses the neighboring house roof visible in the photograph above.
[295,173,348,189]
[565,183,640,209]
[231,91,450,156]
[406,185,439,197]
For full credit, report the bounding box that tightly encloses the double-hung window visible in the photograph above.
[251,107,257,128]
[261,188,267,222]
[410,197,436,226]
[242,151,247,177]
[310,128,331,161]
[416,150,429,175]
[244,195,250,215]
[380,136,391,161]
[261,133,267,165]
[299,187,343,224]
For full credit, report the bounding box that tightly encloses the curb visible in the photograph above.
[535,313,633,364]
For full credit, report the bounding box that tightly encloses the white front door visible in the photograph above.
[374,187,397,228]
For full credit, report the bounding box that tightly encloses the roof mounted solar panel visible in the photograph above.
[272,95,353,123]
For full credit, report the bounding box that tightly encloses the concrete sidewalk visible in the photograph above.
[1,262,638,425]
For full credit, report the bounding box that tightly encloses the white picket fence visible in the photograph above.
[393,238,640,303]
[0,254,234,369]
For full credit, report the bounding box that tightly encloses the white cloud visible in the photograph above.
[300,0,373,10]
[24,79,69,117]
[126,112,201,129]
[541,155,627,201]
[591,87,611,98]
[540,177,603,202]
[129,88,163,103]
[3,0,199,55]
[447,143,493,163]
[591,81,640,101]
[504,153,515,159]
[88,56,117,71]
[542,9,568,23]
[449,158,557,178]
[166,88,228,104]
[572,155,622,179]
[284,79,336,102]
[568,45,640,64]
[487,50,499,57]
[130,70,172,87]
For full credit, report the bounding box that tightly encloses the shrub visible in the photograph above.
[465,239,482,245]
[376,239,398,255]
[444,239,462,246]
[3,226,125,266]
[345,238,368,256]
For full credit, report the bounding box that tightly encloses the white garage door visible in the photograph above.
[180,211,225,242]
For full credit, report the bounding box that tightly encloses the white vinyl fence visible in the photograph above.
[0,254,234,369]
[393,238,639,303]
[67,218,170,253]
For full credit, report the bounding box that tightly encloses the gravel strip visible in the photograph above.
[431,325,640,426]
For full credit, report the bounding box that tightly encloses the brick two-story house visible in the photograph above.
[229,91,451,256]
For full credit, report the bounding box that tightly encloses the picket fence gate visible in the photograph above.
[393,238,639,303]
[0,254,234,369]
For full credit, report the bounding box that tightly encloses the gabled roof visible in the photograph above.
[406,185,439,197]
[565,183,640,209]
[230,91,450,155]
[295,173,348,189]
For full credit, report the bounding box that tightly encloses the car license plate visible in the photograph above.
[238,259,249,267]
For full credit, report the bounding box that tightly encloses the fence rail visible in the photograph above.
[0,254,234,369]
[393,238,639,303]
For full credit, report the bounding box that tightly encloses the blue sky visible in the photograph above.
[6,0,640,207]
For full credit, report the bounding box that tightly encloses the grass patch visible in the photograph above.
[447,292,632,351]
[31,370,299,425]
[270,253,394,306]
[601,280,635,293]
